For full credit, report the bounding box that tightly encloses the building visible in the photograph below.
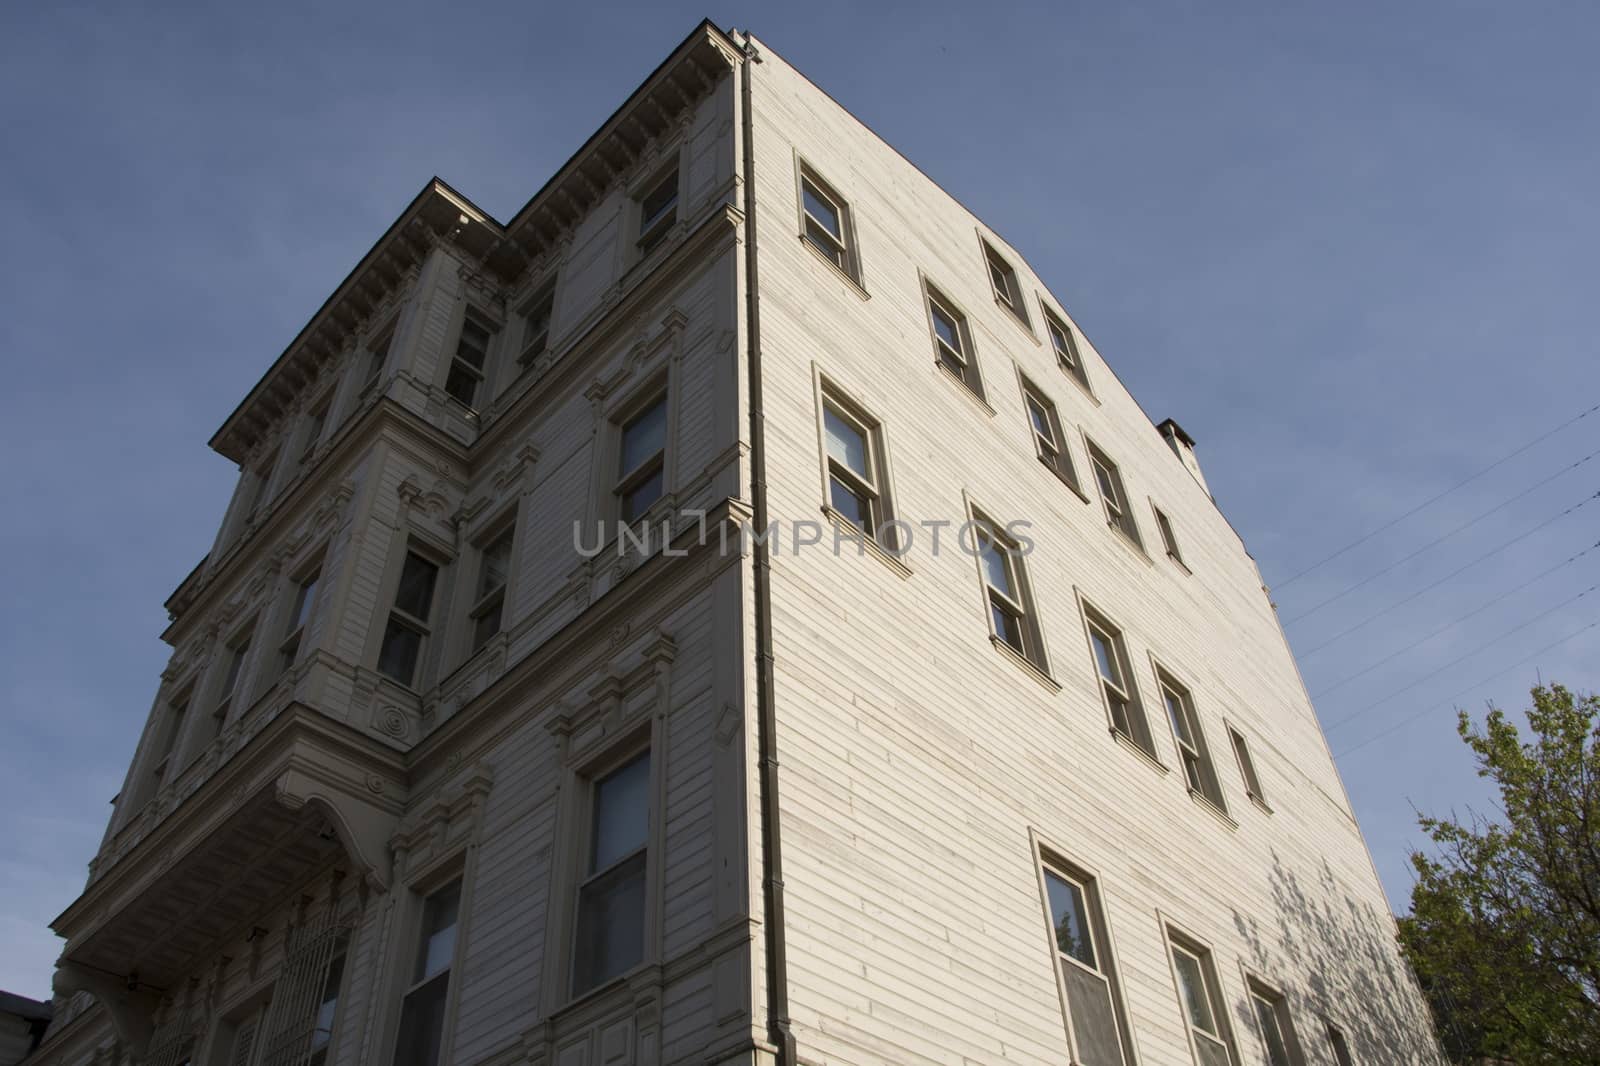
[0,991,51,1064]
[33,21,1443,1066]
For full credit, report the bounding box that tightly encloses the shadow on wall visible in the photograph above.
[1231,853,1443,1065]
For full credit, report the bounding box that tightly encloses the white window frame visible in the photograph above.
[1164,923,1238,1066]
[1227,723,1270,811]
[468,522,515,654]
[1323,1019,1354,1066]
[1155,662,1228,814]
[816,379,897,549]
[1245,975,1307,1066]
[389,876,465,1066]
[797,162,860,285]
[1085,438,1143,549]
[981,237,1031,331]
[150,688,191,792]
[212,622,255,739]
[278,563,322,676]
[1152,503,1186,568]
[924,280,985,401]
[968,508,1049,674]
[443,308,498,411]
[299,391,332,467]
[361,324,395,397]
[569,743,656,998]
[1032,838,1135,1066]
[612,386,670,526]
[1080,600,1156,755]
[1019,374,1082,493]
[517,278,557,368]
[1042,305,1092,392]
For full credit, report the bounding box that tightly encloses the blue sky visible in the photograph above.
[2,1,1596,1001]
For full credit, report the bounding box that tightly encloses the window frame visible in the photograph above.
[815,377,898,551]
[361,323,395,398]
[1245,975,1307,1066]
[1032,839,1136,1066]
[968,507,1050,675]
[376,544,446,690]
[1042,304,1092,393]
[390,876,465,1066]
[150,687,192,792]
[1079,600,1158,757]
[468,522,516,655]
[1154,662,1229,815]
[923,279,986,402]
[211,622,255,739]
[442,308,498,411]
[278,562,322,675]
[634,160,681,257]
[517,278,557,369]
[1164,924,1239,1066]
[242,449,280,527]
[1152,503,1187,568]
[570,744,655,998]
[981,237,1031,332]
[1323,1019,1354,1066]
[612,386,670,527]
[299,391,332,467]
[1227,723,1271,811]
[1085,438,1144,549]
[796,161,861,286]
[1018,373,1083,495]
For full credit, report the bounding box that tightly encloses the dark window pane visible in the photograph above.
[640,172,678,234]
[823,408,869,479]
[415,883,461,982]
[478,536,512,599]
[393,971,449,1066]
[802,182,842,239]
[378,618,423,685]
[1255,996,1293,1066]
[592,754,650,871]
[445,363,479,406]
[1064,964,1125,1066]
[573,850,646,992]
[829,477,869,530]
[992,603,1023,651]
[472,599,503,651]
[394,553,438,620]
[931,304,961,351]
[1044,871,1096,969]
[620,399,667,476]
[622,469,664,523]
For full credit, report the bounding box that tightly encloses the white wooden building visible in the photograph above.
[32,21,1443,1066]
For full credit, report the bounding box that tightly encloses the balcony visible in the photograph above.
[51,703,406,1052]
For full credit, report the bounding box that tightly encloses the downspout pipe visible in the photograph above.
[738,34,798,1066]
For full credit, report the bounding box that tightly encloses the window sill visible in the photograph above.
[1187,788,1239,830]
[821,506,911,579]
[1061,367,1099,405]
[993,294,1038,344]
[934,361,996,417]
[1107,521,1154,564]
[1039,457,1091,505]
[1246,792,1274,816]
[1164,550,1193,576]
[989,635,1060,692]
[799,235,869,300]
[1109,728,1169,775]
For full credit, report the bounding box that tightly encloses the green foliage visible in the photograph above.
[1398,684,1600,1065]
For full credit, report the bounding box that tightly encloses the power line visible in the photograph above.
[1322,584,1600,733]
[1332,620,1599,760]
[1283,484,1600,626]
[1274,400,1600,590]
[1309,548,1599,696]
[1299,536,1600,659]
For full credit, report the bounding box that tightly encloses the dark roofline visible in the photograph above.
[0,989,52,1021]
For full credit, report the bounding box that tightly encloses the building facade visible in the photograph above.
[34,22,1443,1066]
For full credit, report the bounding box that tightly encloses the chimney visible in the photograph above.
[1157,419,1209,495]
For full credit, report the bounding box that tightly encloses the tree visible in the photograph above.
[1398,683,1600,1065]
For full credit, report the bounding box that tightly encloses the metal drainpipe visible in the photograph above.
[739,33,797,1066]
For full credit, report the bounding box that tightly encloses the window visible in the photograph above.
[983,240,1029,328]
[1044,308,1091,390]
[377,550,440,688]
[1170,937,1234,1066]
[279,568,320,673]
[213,630,252,736]
[1021,378,1080,491]
[1087,441,1142,548]
[219,1007,264,1066]
[470,527,514,652]
[820,386,894,546]
[519,281,555,366]
[573,752,650,994]
[243,452,279,525]
[1249,982,1305,1066]
[637,166,679,255]
[799,167,858,282]
[926,284,984,400]
[393,880,461,1066]
[306,951,345,1066]
[1324,1021,1354,1066]
[1083,607,1155,752]
[362,329,393,396]
[1153,505,1185,566]
[444,313,494,408]
[1229,726,1268,808]
[615,394,667,524]
[1039,860,1132,1065]
[300,397,329,465]
[1159,668,1226,811]
[973,515,1047,670]
[151,693,188,789]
